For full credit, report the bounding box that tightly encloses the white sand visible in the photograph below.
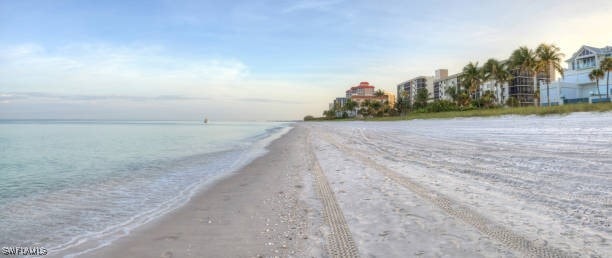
[306,112,611,257]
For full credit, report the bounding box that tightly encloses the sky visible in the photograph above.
[1,0,611,121]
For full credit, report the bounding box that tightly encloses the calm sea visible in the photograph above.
[0,120,292,256]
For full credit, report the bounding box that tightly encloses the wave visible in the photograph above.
[0,123,293,258]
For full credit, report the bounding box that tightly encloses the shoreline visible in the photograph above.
[62,125,316,258]
[48,126,316,257]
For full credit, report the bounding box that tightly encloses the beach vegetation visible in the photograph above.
[414,88,429,109]
[303,115,315,121]
[536,43,565,105]
[369,102,612,121]
[314,43,612,121]
[589,68,604,98]
[506,96,519,107]
[461,62,484,103]
[509,46,539,105]
[600,57,612,99]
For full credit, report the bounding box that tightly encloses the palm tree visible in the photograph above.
[343,99,357,117]
[536,43,564,106]
[600,57,612,100]
[371,101,383,116]
[483,59,512,105]
[359,99,372,117]
[461,62,484,105]
[483,59,502,82]
[509,46,538,106]
[589,69,605,99]
[374,89,385,97]
[496,63,513,105]
[444,86,458,104]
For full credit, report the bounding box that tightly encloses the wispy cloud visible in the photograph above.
[0,43,249,96]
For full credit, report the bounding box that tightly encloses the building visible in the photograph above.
[433,71,463,101]
[349,90,395,108]
[397,76,434,104]
[541,45,612,106]
[384,91,396,108]
[507,68,548,106]
[433,69,449,100]
[480,79,509,105]
[346,81,375,98]
[329,82,395,118]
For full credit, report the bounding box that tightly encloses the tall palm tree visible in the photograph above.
[536,43,564,106]
[509,46,538,106]
[483,59,512,104]
[461,62,484,104]
[496,63,513,105]
[589,69,605,99]
[600,57,612,100]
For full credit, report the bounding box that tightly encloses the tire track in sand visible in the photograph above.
[306,132,360,258]
[318,131,573,258]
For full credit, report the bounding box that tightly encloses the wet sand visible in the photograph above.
[85,126,317,258]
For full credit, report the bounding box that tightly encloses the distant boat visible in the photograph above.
[204,117,208,124]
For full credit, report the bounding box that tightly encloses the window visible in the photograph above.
[576,57,595,69]
[579,49,593,56]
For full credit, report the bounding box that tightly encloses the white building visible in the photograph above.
[397,76,434,104]
[433,71,462,101]
[433,70,508,105]
[541,45,612,105]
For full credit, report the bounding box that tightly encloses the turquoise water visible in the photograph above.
[0,120,292,255]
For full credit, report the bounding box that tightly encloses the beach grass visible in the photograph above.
[310,102,612,121]
[376,102,612,121]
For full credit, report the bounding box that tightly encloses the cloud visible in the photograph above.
[0,43,249,97]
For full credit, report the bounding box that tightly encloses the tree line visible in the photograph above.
[312,43,612,120]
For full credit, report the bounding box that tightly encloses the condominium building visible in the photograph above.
[433,70,462,101]
[346,81,375,98]
[507,69,548,106]
[397,76,434,104]
[480,79,509,105]
[541,45,612,105]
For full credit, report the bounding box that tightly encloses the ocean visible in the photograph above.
[0,120,293,256]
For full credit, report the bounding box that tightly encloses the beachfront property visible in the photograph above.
[433,70,461,101]
[482,77,509,105]
[328,81,396,117]
[507,68,549,106]
[541,45,612,106]
[433,69,509,104]
[396,76,434,104]
[346,81,375,98]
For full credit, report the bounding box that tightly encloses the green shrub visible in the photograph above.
[303,115,315,121]
[426,100,460,112]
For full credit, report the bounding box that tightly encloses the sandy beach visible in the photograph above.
[77,125,322,258]
[58,113,610,258]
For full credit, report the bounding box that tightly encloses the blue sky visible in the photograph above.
[1,0,611,120]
